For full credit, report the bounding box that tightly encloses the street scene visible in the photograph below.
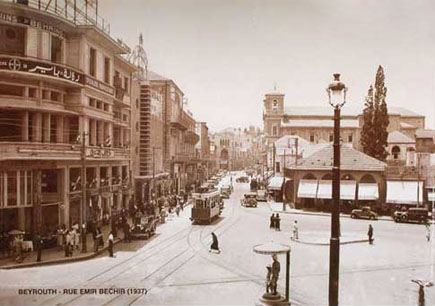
[1,0,435,305]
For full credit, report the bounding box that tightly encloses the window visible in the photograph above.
[7,171,17,206]
[329,134,333,142]
[0,25,25,56]
[51,35,63,63]
[272,126,278,136]
[310,134,315,143]
[41,170,58,193]
[136,99,139,109]
[89,47,97,77]
[276,162,280,173]
[392,146,401,160]
[104,57,110,84]
[348,134,353,143]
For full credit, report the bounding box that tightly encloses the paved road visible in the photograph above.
[1,175,434,305]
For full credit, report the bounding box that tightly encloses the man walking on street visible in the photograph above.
[108,231,114,257]
[368,224,374,245]
[293,220,298,240]
[35,233,43,262]
[270,214,275,229]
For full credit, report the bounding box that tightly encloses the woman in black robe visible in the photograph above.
[210,232,220,253]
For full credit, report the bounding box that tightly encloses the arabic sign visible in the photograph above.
[86,148,115,158]
[0,11,65,37]
[85,76,115,95]
[0,56,83,83]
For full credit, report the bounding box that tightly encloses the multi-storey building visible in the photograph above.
[196,122,212,181]
[0,0,136,234]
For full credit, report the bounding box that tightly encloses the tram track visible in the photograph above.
[37,221,193,306]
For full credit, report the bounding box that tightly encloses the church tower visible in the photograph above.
[263,90,285,144]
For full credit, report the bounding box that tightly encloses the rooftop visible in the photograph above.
[283,106,423,118]
[416,129,435,139]
[292,144,387,172]
[387,131,415,144]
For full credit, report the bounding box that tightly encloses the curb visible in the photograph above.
[292,238,369,246]
[268,203,392,222]
[1,238,123,270]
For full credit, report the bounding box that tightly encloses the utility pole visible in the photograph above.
[273,142,276,176]
[283,147,286,211]
[81,131,87,253]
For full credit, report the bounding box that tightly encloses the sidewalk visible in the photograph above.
[267,201,393,222]
[0,223,121,270]
[0,200,194,270]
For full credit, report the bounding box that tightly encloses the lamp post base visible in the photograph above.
[257,292,290,306]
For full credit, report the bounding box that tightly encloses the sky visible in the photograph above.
[100,0,435,132]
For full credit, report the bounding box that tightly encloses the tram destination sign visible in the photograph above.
[0,56,83,84]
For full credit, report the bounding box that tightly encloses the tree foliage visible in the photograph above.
[361,65,389,161]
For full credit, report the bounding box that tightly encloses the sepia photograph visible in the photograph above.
[0,0,435,305]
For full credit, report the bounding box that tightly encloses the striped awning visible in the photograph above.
[386,181,423,205]
[297,179,318,199]
[358,183,379,201]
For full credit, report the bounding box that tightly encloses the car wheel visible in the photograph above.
[394,217,400,222]
[401,215,408,222]
[351,214,355,219]
[370,215,375,220]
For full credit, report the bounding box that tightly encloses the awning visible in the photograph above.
[341,181,357,200]
[316,180,356,200]
[358,183,379,201]
[386,181,423,205]
[268,176,290,190]
[428,192,435,202]
[317,180,332,199]
[297,179,318,199]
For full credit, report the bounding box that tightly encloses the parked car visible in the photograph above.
[394,208,429,223]
[131,213,157,239]
[241,193,258,207]
[350,206,378,220]
[256,189,268,202]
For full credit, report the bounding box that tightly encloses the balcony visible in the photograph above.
[170,117,188,131]
[185,131,200,145]
[0,142,81,161]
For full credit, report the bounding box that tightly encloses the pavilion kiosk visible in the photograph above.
[253,243,291,306]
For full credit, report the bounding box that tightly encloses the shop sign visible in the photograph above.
[0,56,83,83]
[85,76,115,95]
[0,11,65,37]
[86,148,114,158]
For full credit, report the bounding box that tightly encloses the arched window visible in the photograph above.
[392,146,401,160]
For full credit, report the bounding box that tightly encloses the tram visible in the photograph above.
[191,185,222,224]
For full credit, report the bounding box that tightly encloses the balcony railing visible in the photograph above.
[3,0,111,35]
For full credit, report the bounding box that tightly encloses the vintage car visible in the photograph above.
[236,176,250,183]
[131,213,157,239]
[350,206,378,220]
[241,193,258,208]
[220,186,232,199]
[256,189,268,202]
[394,208,429,223]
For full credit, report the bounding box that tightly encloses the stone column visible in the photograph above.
[97,121,104,146]
[32,113,42,142]
[119,128,124,147]
[91,119,97,146]
[43,113,51,143]
[62,167,69,228]
[56,116,64,143]
[21,111,29,142]
[63,116,70,143]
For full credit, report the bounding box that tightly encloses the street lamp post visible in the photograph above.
[327,73,347,306]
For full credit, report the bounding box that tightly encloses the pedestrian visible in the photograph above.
[123,221,131,243]
[176,205,180,217]
[65,229,72,257]
[72,222,80,250]
[292,220,298,240]
[107,231,114,257]
[81,223,87,252]
[93,227,100,252]
[209,232,220,253]
[368,224,374,245]
[269,214,274,229]
[35,233,43,262]
[275,214,281,231]
[56,226,63,251]
[425,223,431,242]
